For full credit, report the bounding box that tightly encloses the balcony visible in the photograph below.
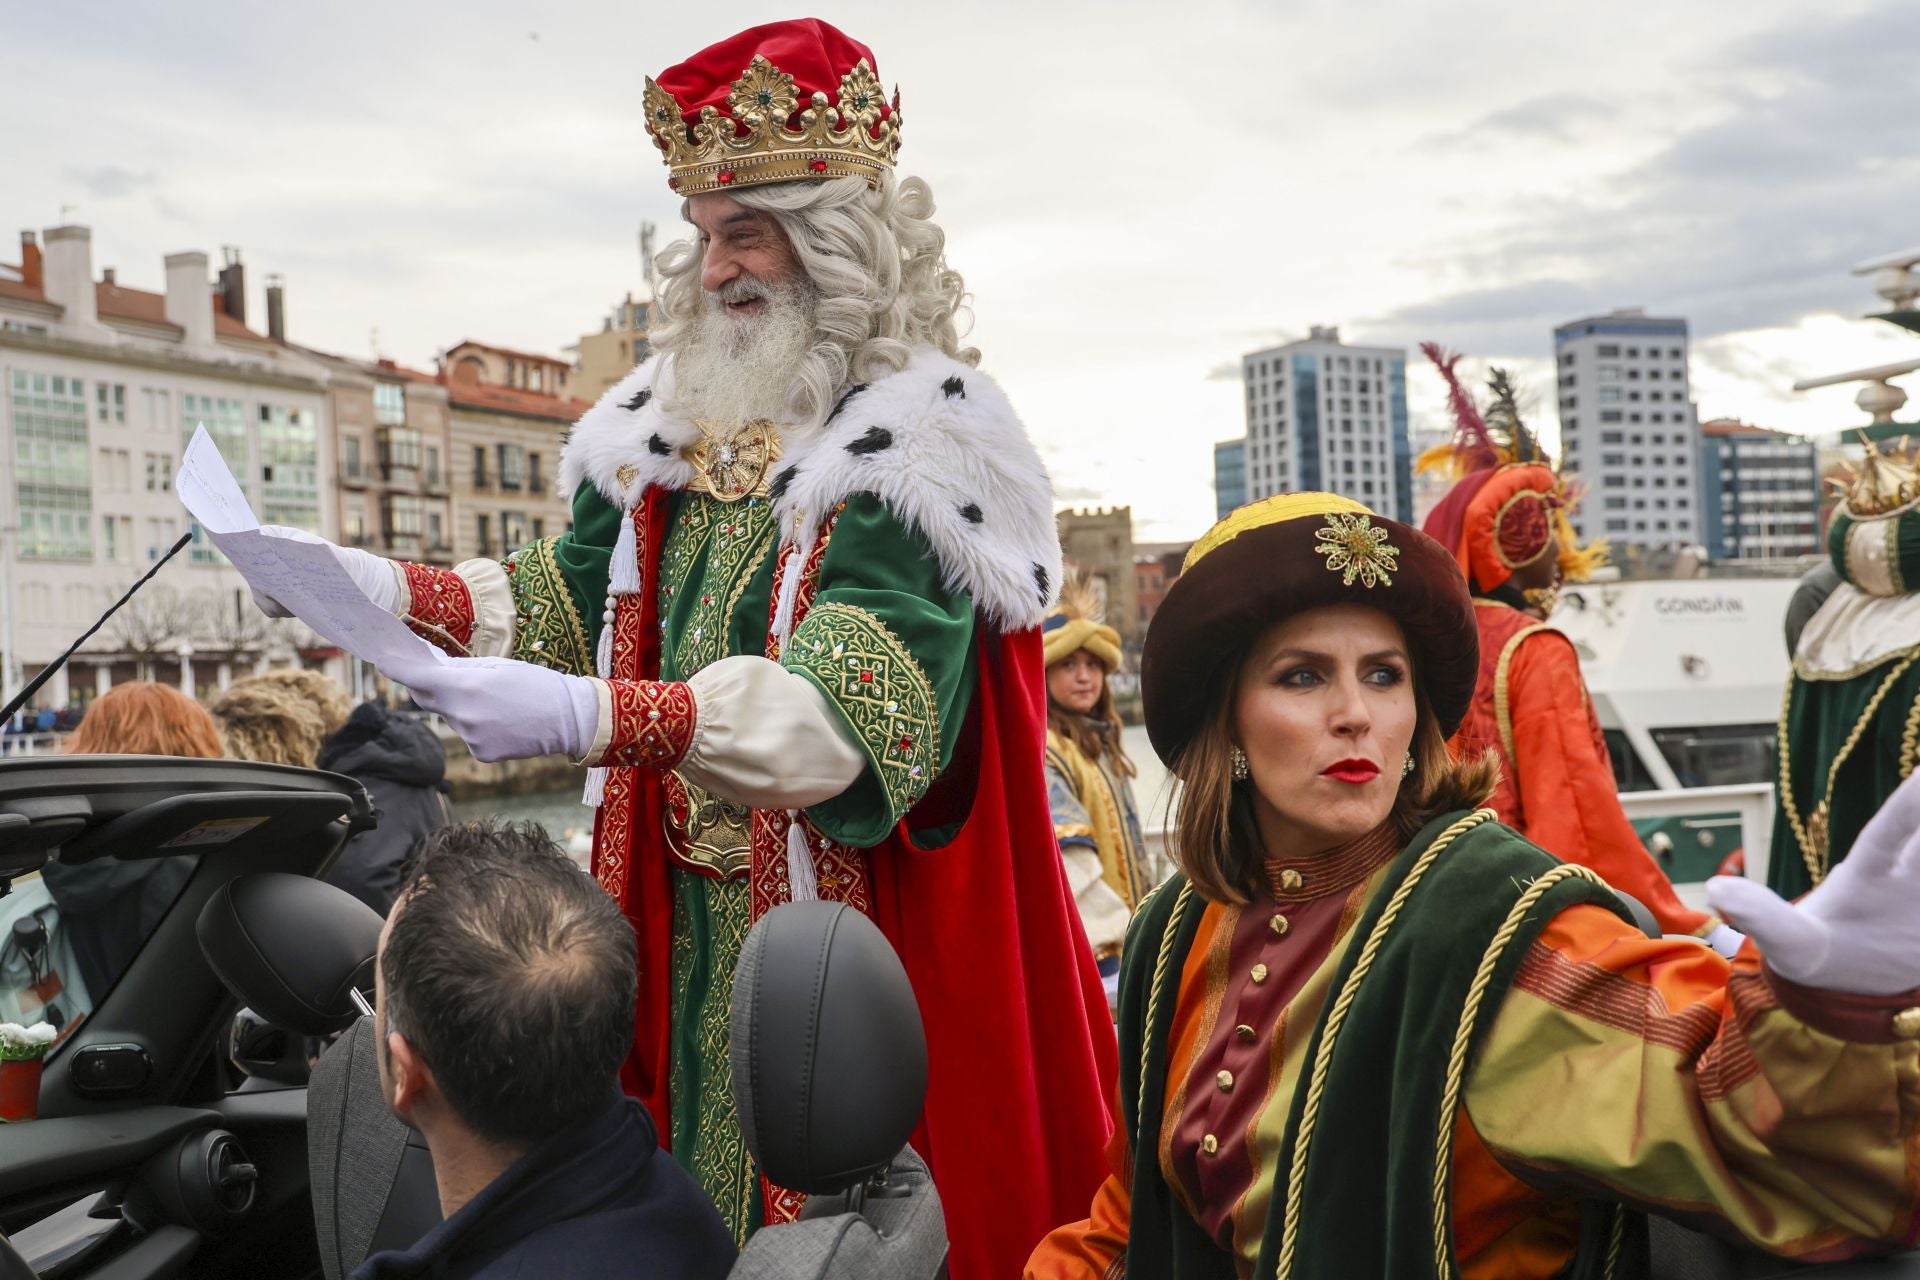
[424,469,448,495]
[472,472,492,491]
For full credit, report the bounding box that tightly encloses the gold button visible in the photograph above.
[1251,963,1269,984]
[1216,1069,1234,1092]
[1893,1007,1920,1040]
[1269,913,1290,936]
[1279,869,1304,892]
[1200,1133,1218,1156]
[1235,1024,1256,1043]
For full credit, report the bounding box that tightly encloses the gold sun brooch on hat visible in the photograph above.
[1315,512,1400,588]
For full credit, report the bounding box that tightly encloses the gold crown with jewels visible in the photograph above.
[644,55,901,198]
[1832,435,1920,519]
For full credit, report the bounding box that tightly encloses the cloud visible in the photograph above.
[1368,0,1920,360]
[66,165,157,200]
[1427,92,1617,150]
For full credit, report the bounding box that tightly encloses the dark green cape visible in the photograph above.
[1116,813,1647,1279]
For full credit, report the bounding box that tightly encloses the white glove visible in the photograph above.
[251,525,402,618]
[1706,769,1920,996]
[1703,923,1747,959]
[403,657,599,763]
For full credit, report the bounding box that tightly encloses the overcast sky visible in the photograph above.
[10,0,1918,539]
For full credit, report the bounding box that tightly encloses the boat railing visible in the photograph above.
[1615,782,1776,907]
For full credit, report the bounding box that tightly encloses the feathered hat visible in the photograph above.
[1416,343,1606,592]
[1042,574,1123,671]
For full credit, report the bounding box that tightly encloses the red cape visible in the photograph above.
[599,493,1118,1280]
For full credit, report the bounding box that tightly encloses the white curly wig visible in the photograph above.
[649,171,976,428]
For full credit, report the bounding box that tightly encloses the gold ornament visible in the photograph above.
[644,54,901,197]
[1314,512,1400,588]
[684,419,782,503]
[1833,434,1920,519]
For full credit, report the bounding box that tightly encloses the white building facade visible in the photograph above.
[1554,309,1701,552]
[1238,326,1412,522]
[0,225,337,714]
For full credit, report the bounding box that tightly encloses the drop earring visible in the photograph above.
[1231,747,1251,782]
[1402,753,1416,778]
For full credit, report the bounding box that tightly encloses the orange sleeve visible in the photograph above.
[1024,1124,1133,1277]
[1506,634,1713,935]
[1463,904,1920,1263]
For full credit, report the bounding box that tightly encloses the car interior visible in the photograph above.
[0,755,1913,1278]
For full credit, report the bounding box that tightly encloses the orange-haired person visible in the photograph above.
[1418,346,1722,942]
[43,682,225,1000]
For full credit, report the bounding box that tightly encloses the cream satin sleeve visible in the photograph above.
[678,654,866,809]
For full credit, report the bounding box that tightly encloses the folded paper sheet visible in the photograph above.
[175,427,445,683]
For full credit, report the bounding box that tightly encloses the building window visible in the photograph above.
[472,445,488,486]
[374,382,406,426]
[343,435,363,480]
[1598,344,1620,357]
[528,451,543,493]
[96,381,126,424]
[502,511,529,547]
[383,493,424,541]
[1600,410,1623,423]
[378,426,422,477]
[476,513,491,554]
[497,443,526,490]
[425,445,441,487]
[427,510,445,549]
[144,451,173,491]
[11,370,94,560]
[531,517,545,540]
[258,405,321,531]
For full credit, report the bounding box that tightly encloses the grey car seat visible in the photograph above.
[728,899,946,1279]
[201,875,948,1280]
[197,873,441,1280]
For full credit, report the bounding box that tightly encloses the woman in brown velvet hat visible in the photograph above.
[1028,493,1920,1280]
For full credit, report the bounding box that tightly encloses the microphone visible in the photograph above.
[0,531,194,727]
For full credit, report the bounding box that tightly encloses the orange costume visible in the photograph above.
[1418,347,1712,936]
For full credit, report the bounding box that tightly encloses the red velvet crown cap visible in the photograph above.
[655,18,893,133]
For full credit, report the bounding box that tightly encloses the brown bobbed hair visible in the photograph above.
[65,681,225,760]
[1167,645,1498,906]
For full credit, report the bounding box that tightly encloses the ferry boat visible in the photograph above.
[1551,575,1802,905]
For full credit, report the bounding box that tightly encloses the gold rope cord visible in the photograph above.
[1901,694,1920,782]
[1777,652,1920,886]
[1493,625,1552,766]
[1273,809,1495,1280]
[1429,861,1608,1279]
[1138,880,1196,1131]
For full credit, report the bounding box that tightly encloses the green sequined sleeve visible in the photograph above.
[504,480,619,676]
[782,493,977,848]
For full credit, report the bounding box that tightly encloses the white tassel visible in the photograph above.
[610,504,641,595]
[583,503,637,812]
[786,811,818,903]
[770,520,813,654]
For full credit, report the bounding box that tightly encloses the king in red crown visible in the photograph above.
[251,18,1118,1279]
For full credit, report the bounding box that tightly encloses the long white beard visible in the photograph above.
[663,275,819,427]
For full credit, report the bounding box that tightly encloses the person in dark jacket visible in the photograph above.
[316,703,452,915]
[353,821,733,1280]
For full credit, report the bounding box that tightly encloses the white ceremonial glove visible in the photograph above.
[1706,769,1920,996]
[402,657,599,763]
[1703,923,1747,959]
[250,525,402,618]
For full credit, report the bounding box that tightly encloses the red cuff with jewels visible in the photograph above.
[598,680,698,771]
[399,562,475,653]
[1763,962,1920,1044]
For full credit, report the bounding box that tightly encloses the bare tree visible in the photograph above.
[107,586,200,681]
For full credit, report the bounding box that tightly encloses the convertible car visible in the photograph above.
[0,755,1911,1279]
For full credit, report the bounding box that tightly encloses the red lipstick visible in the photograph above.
[1322,759,1380,785]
